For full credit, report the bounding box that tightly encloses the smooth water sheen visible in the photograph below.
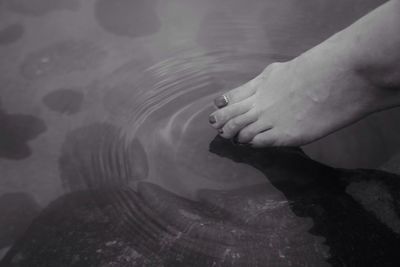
[1,0,400,266]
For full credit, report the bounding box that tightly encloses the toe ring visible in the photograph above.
[215,95,229,108]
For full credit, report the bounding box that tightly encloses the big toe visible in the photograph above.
[214,81,256,108]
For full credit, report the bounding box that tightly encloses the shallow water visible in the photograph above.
[1,0,400,266]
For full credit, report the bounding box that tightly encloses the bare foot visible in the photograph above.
[209,48,400,147]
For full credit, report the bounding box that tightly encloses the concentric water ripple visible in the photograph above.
[99,50,292,197]
[48,50,335,266]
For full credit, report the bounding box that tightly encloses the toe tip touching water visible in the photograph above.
[210,0,400,148]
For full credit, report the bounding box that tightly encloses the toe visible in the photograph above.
[209,97,254,129]
[236,120,273,144]
[219,111,257,139]
[250,130,280,147]
[214,82,256,108]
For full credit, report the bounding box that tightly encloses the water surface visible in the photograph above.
[1,0,400,266]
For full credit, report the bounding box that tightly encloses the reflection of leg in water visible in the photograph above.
[209,135,400,266]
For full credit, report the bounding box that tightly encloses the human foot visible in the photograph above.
[209,48,400,147]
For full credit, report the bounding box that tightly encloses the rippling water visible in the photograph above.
[107,50,292,196]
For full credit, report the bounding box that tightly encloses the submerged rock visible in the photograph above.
[0,190,161,267]
[2,137,400,266]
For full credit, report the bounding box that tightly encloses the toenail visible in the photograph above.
[214,95,229,108]
[209,115,216,124]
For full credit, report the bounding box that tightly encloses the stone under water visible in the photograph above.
[2,138,400,266]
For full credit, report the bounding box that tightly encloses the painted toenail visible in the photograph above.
[209,115,216,124]
[214,95,228,108]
